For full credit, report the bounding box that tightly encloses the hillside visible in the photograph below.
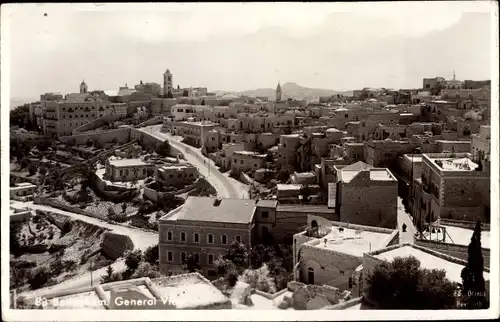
[237,82,352,101]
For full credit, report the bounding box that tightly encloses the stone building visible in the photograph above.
[331,162,398,229]
[105,158,152,182]
[230,151,267,175]
[42,90,114,137]
[159,197,257,278]
[471,125,490,161]
[412,153,490,226]
[155,165,198,186]
[165,119,219,148]
[293,215,397,291]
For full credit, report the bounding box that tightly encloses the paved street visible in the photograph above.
[140,125,249,199]
[397,197,416,244]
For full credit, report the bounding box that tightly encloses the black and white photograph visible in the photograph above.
[1,2,498,321]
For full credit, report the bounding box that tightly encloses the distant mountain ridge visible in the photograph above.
[236,82,352,101]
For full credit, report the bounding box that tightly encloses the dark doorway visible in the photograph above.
[308,267,315,285]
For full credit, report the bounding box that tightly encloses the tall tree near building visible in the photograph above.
[366,256,457,309]
[183,254,201,273]
[460,220,488,309]
[166,90,173,99]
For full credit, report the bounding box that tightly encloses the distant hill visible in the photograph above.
[237,82,352,101]
[10,97,38,110]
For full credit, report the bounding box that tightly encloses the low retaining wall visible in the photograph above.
[60,128,131,146]
[34,196,102,220]
[253,288,288,300]
[135,116,163,128]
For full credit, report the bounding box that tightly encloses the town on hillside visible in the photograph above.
[9,70,492,311]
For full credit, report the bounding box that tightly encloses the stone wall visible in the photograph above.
[101,232,135,260]
[34,196,102,220]
[59,128,131,146]
[340,181,398,229]
[73,114,122,133]
[299,244,362,290]
[135,116,163,128]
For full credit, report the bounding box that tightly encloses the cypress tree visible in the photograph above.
[460,219,488,309]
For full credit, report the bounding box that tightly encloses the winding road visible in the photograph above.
[139,125,249,199]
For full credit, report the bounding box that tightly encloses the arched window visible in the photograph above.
[167,231,173,241]
[180,232,186,242]
[207,233,214,244]
[193,233,200,243]
[221,234,227,245]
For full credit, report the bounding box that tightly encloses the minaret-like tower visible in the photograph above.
[276,81,282,102]
[163,69,173,96]
[80,80,88,94]
[453,70,456,81]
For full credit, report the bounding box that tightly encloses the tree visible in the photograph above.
[10,222,22,257]
[122,203,127,214]
[38,166,48,175]
[366,255,458,309]
[182,89,189,97]
[166,91,173,99]
[143,244,159,266]
[201,99,205,105]
[124,249,143,272]
[28,164,37,176]
[101,265,115,284]
[460,220,488,309]
[183,253,201,273]
[224,241,250,271]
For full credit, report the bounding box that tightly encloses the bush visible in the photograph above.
[131,262,161,279]
[225,270,239,288]
[124,249,143,271]
[107,207,116,217]
[63,259,78,272]
[240,264,276,294]
[29,267,52,290]
[50,259,65,275]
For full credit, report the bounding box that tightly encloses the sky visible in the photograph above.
[3,2,496,101]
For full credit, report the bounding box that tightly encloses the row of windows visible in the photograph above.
[118,168,147,176]
[62,106,110,111]
[166,231,241,245]
[164,173,195,179]
[166,251,216,265]
[62,113,103,119]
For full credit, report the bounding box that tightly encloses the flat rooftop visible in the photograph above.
[108,158,148,167]
[373,245,490,284]
[311,226,392,257]
[158,165,195,171]
[152,274,228,309]
[277,204,336,214]
[432,157,478,171]
[403,154,423,163]
[425,225,491,250]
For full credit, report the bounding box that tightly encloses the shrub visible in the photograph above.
[131,262,161,279]
[224,270,239,288]
[50,259,65,276]
[29,267,51,290]
[124,249,143,271]
[240,264,276,294]
[107,207,116,217]
[63,260,77,272]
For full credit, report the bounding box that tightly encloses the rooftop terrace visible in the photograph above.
[308,225,393,257]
